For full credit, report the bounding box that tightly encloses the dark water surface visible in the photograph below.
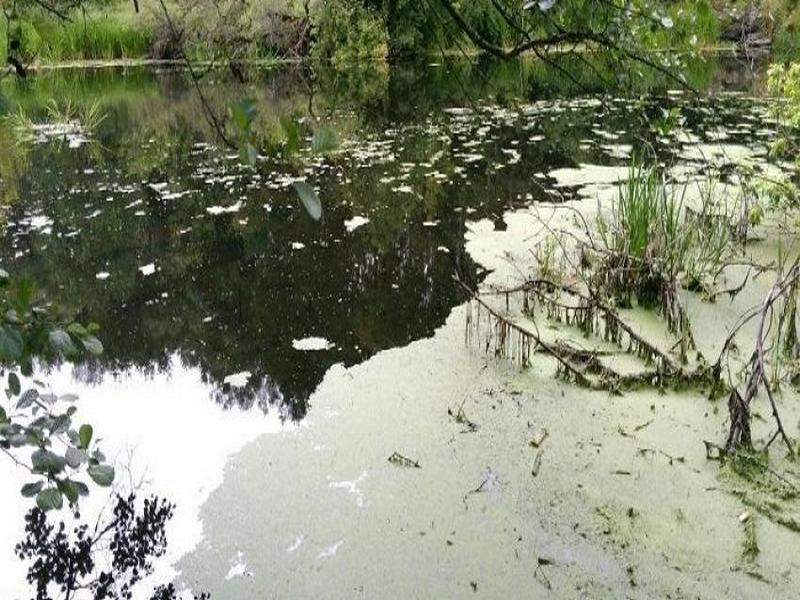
[0,55,769,419]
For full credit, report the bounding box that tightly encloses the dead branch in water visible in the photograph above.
[459,276,710,392]
[724,261,800,455]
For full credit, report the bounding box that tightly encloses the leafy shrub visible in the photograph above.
[312,0,388,66]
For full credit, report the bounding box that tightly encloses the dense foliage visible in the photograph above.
[2,0,798,67]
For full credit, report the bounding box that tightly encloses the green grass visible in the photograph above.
[21,13,153,62]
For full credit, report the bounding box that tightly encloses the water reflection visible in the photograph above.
[0,55,768,418]
[0,358,291,599]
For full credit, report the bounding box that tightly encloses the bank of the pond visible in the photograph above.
[172,191,800,598]
[2,0,798,69]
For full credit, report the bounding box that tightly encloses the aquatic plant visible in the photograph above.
[462,157,800,466]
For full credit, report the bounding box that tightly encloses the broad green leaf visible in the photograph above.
[8,433,28,447]
[36,488,63,511]
[31,449,67,474]
[0,405,6,423]
[49,329,78,357]
[239,142,258,166]
[40,393,57,404]
[231,98,257,132]
[87,464,115,487]
[21,481,43,497]
[65,447,88,468]
[67,322,87,337]
[50,413,70,434]
[293,182,322,221]
[16,388,38,409]
[73,480,89,497]
[58,479,80,504]
[7,372,20,395]
[311,127,339,155]
[82,336,103,355]
[79,424,93,449]
[0,327,23,361]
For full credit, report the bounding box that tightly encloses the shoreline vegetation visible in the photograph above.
[0,0,798,70]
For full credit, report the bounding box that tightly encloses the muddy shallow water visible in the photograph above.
[1,55,797,598]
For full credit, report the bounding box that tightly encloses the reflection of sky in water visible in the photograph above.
[0,358,293,599]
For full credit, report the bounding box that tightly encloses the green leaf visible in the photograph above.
[79,424,93,449]
[81,336,103,356]
[8,433,28,447]
[0,405,6,423]
[39,393,57,405]
[87,464,115,487]
[36,488,63,511]
[51,413,70,434]
[67,322,87,337]
[73,480,89,497]
[31,449,67,474]
[293,181,322,221]
[280,115,300,157]
[57,479,80,504]
[0,327,23,361]
[49,329,78,357]
[239,142,258,166]
[311,127,339,155]
[16,388,38,409]
[21,481,43,497]
[65,447,87,468]
[231,98,257,132]
[7,372,20,396]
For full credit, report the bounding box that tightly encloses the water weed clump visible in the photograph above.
[595,163,736,311]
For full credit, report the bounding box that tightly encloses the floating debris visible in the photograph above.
[388,451,421,468]
[292,337,335,351]
[206,201,243,215]
[223,371,251,388]
[344,216,370,232]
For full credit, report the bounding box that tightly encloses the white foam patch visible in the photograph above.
[344,216,370,232]
[292,337,334,351]
[223,371,251,388]
[206,201,243,215]
[225,550,253,580]
[317,540,344,559]
[328,470,368,508]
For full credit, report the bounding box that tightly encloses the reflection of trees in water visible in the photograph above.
[16,494,209,600]
[0,56,764,419]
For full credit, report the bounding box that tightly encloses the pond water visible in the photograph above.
[0,55,782,598]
